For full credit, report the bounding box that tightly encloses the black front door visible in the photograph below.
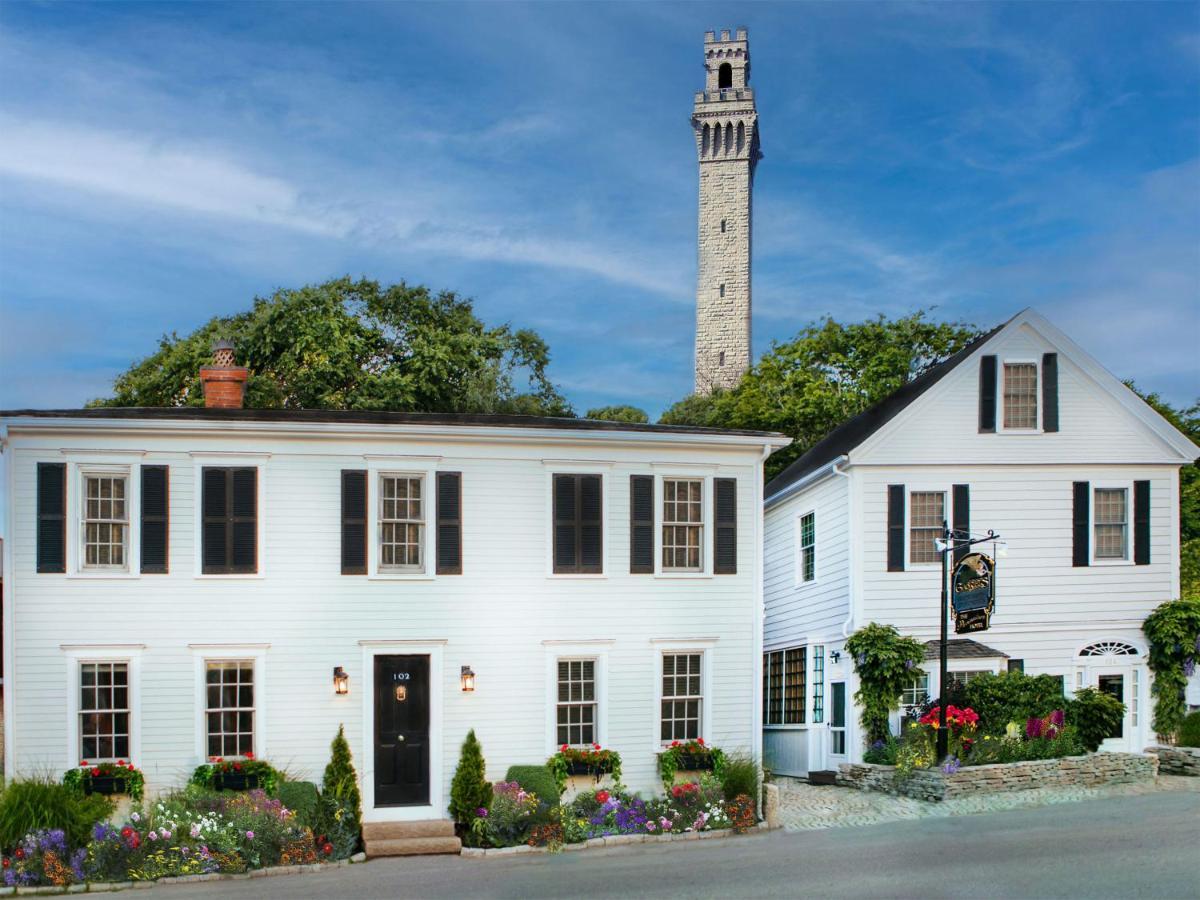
[374,655,431,806]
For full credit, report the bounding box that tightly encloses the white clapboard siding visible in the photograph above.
[3,423,775,810]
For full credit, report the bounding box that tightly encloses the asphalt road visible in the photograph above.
[144,791,1200,899]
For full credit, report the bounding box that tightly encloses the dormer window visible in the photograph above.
[1002,362,1038,430]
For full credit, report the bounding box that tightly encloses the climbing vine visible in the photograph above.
[844,623,926,745]
[1142,598,1200,738]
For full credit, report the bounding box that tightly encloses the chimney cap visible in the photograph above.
[211,338,235,352]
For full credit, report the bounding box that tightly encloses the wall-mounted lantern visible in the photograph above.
[829,650,842,664]
[460,665,476,693]
[333,666,350,695]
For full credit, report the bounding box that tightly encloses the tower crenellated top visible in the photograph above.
[701,26,750,93]
[692,27,760,168]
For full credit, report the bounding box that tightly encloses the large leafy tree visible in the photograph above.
[584,405,649,424]
[660,312,980,481]
[90,277,573,416]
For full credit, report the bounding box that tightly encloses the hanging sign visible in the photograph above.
[952,552,995,634]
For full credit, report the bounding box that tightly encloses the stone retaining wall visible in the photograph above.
[1149,745,1200,777]
[838,752,1157,802]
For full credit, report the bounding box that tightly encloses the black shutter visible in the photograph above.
[1133,479,1150,566]
[553,474,578,573]
[714,477,737,574]
[1072,481,1090,567]
[436,472,463,575]
[952,484,970,564]
[36,462,66,573]
[979,355,997,433]
[201,468,229,573]
[629,475,654,574]
[887,484,905,572]
[553,474,602,574]
[341,470,367,575]
[579,475,603,573]
[230,468,257,573]
[1042,353,1059,433]
[140,465,169,574]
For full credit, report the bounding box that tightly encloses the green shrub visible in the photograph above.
[960,672,1067,734]
[504,765,558,805]
[449,729,490,827]
[716,752,759,805]
[1067,688,1126,752]
[0,778,114,850]
[319,725,363,859]
[278,780,321,829]
[1179,711,1200,747]
[863,734,899,765]
[845,623,926,744]
[966,726,1085,765]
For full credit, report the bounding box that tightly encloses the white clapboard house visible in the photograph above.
[0,357,788,834]
[761,308,1199,776]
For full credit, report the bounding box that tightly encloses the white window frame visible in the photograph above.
[653,468,716,578]
[762,644,806,731]
[190,644,268,763]
[999,357,1041,433]
[79,469,132,573]
[62,454,143,580]
[543,640,612,754]
[651,639,716,750]
[63,644,143,768]
[366,457,439,580]
[190,454,268,579]
[905,485,948,569]
[795,507,817,586]
[542,462,612,579]
[1090,480,1134,566]
[377,472,428,574]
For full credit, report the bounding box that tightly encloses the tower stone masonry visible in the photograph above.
[693,27,760,394]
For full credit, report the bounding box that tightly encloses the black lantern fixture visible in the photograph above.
[333,666,350,695]
[460,665,476,693]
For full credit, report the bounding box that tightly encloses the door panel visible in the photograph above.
[374,655,430,806]
[830,681,847,757]
[1097,674,1125,739]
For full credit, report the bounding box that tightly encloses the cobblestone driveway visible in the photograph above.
[775,774,1200,831]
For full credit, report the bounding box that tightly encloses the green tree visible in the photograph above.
[845,623,927,745]
[90,277,573,416]
[659,312,980,481]
[1130,388,1200,599]
[449,729,490,828]
[584,404,649,424]
[320,724,363,859]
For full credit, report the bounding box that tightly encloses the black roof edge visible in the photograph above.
[0,406,786,440]
[764,316,1014,499]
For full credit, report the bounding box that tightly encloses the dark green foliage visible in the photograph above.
[189,759,282,796]
[863,734,900,765]
[966,728,1085,765]
[1142,598,1200,736]
[958,672,1068,734]
[504,765,559,805]
[277,780,321,829]
[584,405,649,424]
[449,729,491,827]
[319,725,362,859]
[0,779,114,850]
[89,277,573,417]
[660,312,980,481]
[845,623,927,744]
[717,753,759,804]
[1178,711,1200,747]
[1067,688,1127,752]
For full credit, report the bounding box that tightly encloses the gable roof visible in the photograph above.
[764,307,1199,502]
[763,318,1011,499]
[923,638,1009,661]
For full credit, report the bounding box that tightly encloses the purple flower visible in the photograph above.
[1026,716,1043,740]
[245,830,255,840]
[1185,657,1196,678]
[1049,709,1065,728]
[942,756,961,775]
[476,807,488,818]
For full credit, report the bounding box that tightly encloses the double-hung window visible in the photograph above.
[79,662,129,760]
[379,474,425,571]
[1093,487,1129,560]
[1003,362,1038,429]
[909,491,944,565]
[82,473,128,570]
[205,660,255,757]
[948,670,990,690]
[662,478,703,571]
[661,653,703,741]
[762,647,806,725]
[798,511,816,583]
[556,659,596,746]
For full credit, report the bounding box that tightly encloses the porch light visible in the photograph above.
[829,650,841,664]
[461,665,476,693]
[333,666,350,695]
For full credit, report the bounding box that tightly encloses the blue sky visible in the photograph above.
[1,1,1197,417]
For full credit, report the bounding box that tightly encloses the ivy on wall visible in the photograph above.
[845,623,927,745]
[1142,599,1200,738]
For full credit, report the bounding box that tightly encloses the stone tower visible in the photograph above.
[693,27,760,394]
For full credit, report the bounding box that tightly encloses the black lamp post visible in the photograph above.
[936,520,1002,762]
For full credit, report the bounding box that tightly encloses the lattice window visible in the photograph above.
[82,473,128,568]
[380,474,424,570]
[557,659,596,746]
[783,648,806,725]
[909,492,944,564]
[661,653,702,741]
[1079,641,1139,657]
[80,662,129,760]
[799,512,816,582]
[1093,488,1128,560]
[662,478,703,571]
[205,661,254,758]
[1003,362,1038,429]
[811,646,825,724]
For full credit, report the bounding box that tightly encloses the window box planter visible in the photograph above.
[85,774,129,796]
[675,753,716,772]
[63,761,145,801]
[547,745,623,796]
[658,739,725,790]
[213,772,260,792]
[190,755,282,796]
[564,760,614,777]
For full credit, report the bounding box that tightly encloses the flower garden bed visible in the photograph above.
[837,752,1158,802]
[461,821,772,858]
[1149,745,1200,777]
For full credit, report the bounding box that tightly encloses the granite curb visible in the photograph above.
[460,821,774,859]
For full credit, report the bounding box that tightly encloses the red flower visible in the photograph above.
[592,743,600,750]
[91,767,101,777]
[234,762,243,772]
[121,827,133,839]
[2,858,9,869]
[116,760,126,767]
[560,744,568,753]
[131,835,141,850]
[595,790,610,804]
[317,835,326,844]
[696,738,705,746]
[79,760,89,767]
[14,849,24,860]
[244,751,255,760]
[671,741,680,748]
[322,842,333,856]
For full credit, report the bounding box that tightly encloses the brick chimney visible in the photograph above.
[200,339,249,409]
